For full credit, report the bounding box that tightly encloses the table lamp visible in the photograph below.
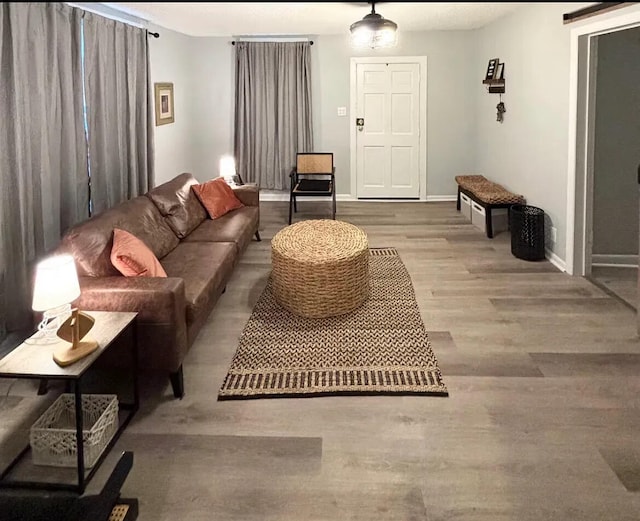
[31,254,80,345]
[31,254,98,365]
[219,155,243,186]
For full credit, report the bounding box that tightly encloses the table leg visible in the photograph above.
[37,379,49,395]
[133,320,139,411]
[74,380,86,493]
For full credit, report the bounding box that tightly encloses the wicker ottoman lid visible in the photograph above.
[272,220,368,264]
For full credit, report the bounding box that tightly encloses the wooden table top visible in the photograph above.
[0,311,137,379]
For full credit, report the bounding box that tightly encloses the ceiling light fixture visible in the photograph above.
[350,1,398,49]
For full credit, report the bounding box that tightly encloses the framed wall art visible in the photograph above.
[154,82,174,126]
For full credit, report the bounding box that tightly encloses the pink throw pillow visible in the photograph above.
[191,177,244,219]
[110,228,168,277]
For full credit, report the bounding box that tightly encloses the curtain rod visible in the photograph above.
[147,30,160,38]
[562,2,627,23]
[231,40,313,45]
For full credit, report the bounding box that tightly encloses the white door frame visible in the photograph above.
[349,56,428,201]
[566,6,640,276]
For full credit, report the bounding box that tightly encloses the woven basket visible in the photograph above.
[30,394,119,468]
[271,220,369,318]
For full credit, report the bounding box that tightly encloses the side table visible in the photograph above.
[0,311,138,494]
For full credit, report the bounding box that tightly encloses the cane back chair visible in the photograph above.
[289,152,336,224]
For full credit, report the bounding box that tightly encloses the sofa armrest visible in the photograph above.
[77,276,186,323]
[77,276,189,373]
[233,184,260,207]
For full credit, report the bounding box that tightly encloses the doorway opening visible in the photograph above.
[568,6,640,322]
[586,27,640,310]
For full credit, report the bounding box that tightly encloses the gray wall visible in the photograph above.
[311,31,477,196]
[147,2,640,265]
[592,28,640,256]
[150,31,234,186]
[148,23,199,185]
[188,37,235,181]
[150,30,477,196]
[474,3,581,261]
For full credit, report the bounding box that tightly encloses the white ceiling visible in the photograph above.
[104,2,527,37]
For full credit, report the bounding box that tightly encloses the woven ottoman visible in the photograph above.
[271,219,369,318]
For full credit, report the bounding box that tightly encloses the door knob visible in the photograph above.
[356,118,364,132]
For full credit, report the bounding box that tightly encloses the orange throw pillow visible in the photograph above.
[191,177,244,219]
[110,228,168,277]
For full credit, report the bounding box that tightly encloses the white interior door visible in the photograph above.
[356,61,421,198]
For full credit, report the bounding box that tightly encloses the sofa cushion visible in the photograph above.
[191,178,244,219]
[160,242,236,327]
[146,173,207,239]
[60,196,180,277]
[110,228,168,277]
[182,206,259,254]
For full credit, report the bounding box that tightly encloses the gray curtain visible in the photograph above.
[0,2,87,339]
[234,41,313,190]
[82,12,154,214]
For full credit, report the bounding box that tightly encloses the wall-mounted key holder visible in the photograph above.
[483,59,505,94]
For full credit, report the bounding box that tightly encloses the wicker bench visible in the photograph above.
[271,219,370,318]
[455,175,525,238]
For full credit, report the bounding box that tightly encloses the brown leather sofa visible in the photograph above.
[57,173,260,398]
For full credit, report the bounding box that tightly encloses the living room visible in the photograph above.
[2,2,640,520]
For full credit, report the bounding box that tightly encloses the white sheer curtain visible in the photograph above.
[234,41,313,190]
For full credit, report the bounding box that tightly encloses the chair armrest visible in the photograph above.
[232,184,260,207]
[77,276,186,325]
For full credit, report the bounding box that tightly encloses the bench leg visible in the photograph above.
[456,186,461,211]
[485,207,494,239]
[255,230,261,241]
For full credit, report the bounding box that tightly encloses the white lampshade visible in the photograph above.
[219,155,236,179]
[32,254,81,312]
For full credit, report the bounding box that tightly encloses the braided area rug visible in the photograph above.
[218,248,448,400]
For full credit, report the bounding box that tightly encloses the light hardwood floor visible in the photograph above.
[591,265,637,310]
[2,200,640,520]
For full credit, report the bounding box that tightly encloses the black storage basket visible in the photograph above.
[510,204,545,261]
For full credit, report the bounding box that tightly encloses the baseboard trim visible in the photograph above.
[259,192,289,202]
[545,248,567,272]
[592,254,638,267]
[259,192,355,202]
[425,195,457,202]
[259,193,458,203]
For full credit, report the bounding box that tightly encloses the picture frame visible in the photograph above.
[495,62,505,80]
[154,82,175,126]
[485,58,499,81]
